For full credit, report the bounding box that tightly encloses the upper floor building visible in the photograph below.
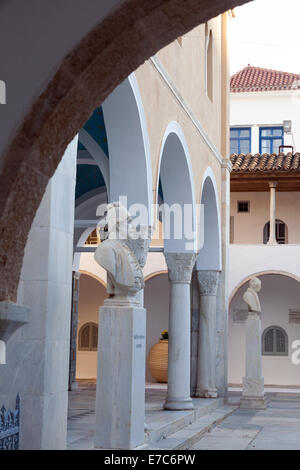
[230,65,300,156]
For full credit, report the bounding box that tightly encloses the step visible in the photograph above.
[144,397,224,447]
[139,404,237,450]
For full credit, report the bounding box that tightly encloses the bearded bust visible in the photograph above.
[94,202,150,306]
[243,277,262,313]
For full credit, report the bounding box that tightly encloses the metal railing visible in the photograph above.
[0,395,20,450]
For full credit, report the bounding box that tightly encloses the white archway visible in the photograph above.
[196,167,222,270]
[229,269,300,304]
[103,73,153,225]
[157,121,197,253]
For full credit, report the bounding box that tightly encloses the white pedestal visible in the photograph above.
[240,312,267,410]
[94,305,146,449]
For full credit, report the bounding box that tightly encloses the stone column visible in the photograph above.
[240,311,267,409]
[68,271,81,391]
[164,252,196,410]
[215,159,232,398]
[195,270,220,398]
[0,136,78,449]
[267,181,277,245]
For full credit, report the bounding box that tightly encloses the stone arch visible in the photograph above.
[144,270,168,282]
[79,270,107,289]
[0,0,249,302]
[102,74,153,224]
[229,270,300,304]
[196,167,222,271]
[156,121,197,253]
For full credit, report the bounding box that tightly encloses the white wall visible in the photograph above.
[230,192,300,244]
[229,274,300,387]
[229,244,300,298]
[230,91,300,153]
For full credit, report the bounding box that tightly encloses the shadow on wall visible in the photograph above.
[144,273,169,383]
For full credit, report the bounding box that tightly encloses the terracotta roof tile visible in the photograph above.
[230,152,300,172]
[230,65,300,93]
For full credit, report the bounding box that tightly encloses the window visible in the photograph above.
[263,219,287,244]
[230,128,251,155]
[262,326,288,356]
[205,25,213,101]
[259,127,284,154]
[85,229,100,245]
[78,323,98,351]
[237,201,250,213]
[289,309,300,324]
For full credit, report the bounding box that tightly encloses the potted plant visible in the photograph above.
[147,330,168,383]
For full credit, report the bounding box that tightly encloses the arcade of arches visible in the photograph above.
[1,0,298,452]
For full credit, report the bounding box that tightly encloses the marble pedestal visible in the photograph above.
[94,304,146,449]
[240,312,267,410]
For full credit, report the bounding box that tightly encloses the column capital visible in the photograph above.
[222,159,232,172]
[268,181,277,189]
[164,252,197,283]
[197,270,220,296]
[73,271,81,280]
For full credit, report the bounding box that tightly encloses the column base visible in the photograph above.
[69,381,78,391]
[240,395,268,410]
[194,388,218,399]
[164,397,194,411]
[242,377,264,397]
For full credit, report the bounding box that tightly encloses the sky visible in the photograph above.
[228,0,300,75]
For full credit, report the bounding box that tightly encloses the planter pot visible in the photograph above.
[147,339,168,383]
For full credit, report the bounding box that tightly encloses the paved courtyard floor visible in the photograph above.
[67,382,224,450]
[67,382,300,450]
[192,390,300,450]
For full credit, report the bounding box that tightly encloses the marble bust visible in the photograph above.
[94,202,150,306]
[243,277,261,313]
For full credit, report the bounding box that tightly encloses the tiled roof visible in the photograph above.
[230,65,300,93]
[230,153,300,172]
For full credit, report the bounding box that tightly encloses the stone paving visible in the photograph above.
[67,382,225,450]
[192,390,300,450]
[67,383,300,451]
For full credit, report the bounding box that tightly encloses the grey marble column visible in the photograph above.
[68,271,81,391]
[195,270,220,398]
[164,252,196,410]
